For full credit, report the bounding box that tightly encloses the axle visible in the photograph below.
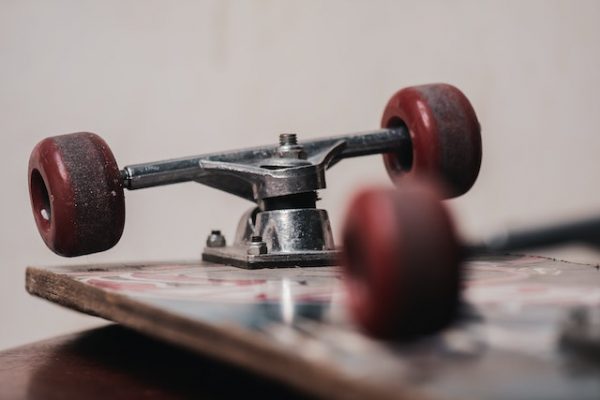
[467,215,600,256]
[27,83,482,259]
[121,127,410,194]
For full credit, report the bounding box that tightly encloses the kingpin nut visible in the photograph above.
[278,133,306,160]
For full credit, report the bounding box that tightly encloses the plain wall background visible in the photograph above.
[1,0,600,350]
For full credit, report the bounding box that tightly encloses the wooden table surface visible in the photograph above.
[0,325,310,399]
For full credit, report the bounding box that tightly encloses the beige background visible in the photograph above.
[1,0,600,350]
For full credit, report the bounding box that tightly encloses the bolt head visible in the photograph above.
[206,230,226,248]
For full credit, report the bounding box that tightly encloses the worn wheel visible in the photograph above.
[381,83,481,198]
[28,132,125,257]
[341,180,461,339]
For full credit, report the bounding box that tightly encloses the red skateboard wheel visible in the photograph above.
[341,180,461,339]
[28,132,125,257]
[381,84,482,198]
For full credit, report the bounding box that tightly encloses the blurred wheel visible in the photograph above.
[341,179,461,339]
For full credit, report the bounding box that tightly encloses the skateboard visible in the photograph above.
[26,84,600,398]
[25,256,600,399]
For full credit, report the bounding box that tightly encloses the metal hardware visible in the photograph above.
[206,230,226,248]
[277,133,307,160]
[121,128,409,199]
[467,215,600,256]
[247,235,268,256]
[119,127,409,268]
[560,307,600,360]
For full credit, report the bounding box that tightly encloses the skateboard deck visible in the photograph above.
[26,255,600,400]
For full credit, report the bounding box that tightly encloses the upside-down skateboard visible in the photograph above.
[26,84,600,399]
[26,256,600,399]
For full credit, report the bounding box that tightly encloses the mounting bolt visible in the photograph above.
[278,133,306,160]
[569,307,589,327]
[206,230,226,248]
[247,235,268,255]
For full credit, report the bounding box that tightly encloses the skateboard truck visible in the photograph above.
[341,180,600,339]
[124,129,407,268]
[28,83,482,268]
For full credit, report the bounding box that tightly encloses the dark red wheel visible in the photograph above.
[28,132,125,257]
[381,84,482,198]
[341,180,461,339]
